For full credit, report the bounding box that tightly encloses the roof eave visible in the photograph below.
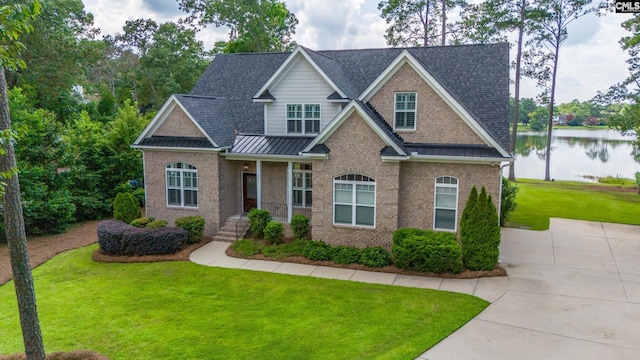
[131,145,225,153]
[408,154,513,164]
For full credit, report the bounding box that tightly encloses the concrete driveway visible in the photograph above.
[419,218,640,359]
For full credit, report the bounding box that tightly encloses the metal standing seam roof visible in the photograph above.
[404,143,506,159]
[138,136,215,149]
[230,134,316,156]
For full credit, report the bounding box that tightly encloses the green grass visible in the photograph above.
[508,179,640,230]
[0,245,488,360]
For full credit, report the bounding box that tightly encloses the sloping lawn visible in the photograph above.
[0,245,488,360]
[508,179,640,230]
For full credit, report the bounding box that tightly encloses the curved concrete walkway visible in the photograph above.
[191,218,640,359]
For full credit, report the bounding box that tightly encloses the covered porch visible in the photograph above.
[223,134,326,223]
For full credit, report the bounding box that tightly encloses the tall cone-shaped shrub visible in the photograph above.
[460,186,501,271]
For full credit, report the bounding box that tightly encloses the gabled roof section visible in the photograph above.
[358,48,510,157]
[137,136,216,150]
[252,46,349,101]
[134,95,219,148]
[303,100,406,156]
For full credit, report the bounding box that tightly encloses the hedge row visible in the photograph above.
[392,228,462,274]
[97,220,187,256]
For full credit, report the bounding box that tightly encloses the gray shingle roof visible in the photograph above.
[230,134,315,156]
[173,94,235,147]
[188,43,510,152]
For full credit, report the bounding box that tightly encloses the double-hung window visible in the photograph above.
[287,104,320,134]
[434,176,458,231]
[292,163,312,207]
[166,162,198,208]
[394,92,416,130]
[333,174,375,227]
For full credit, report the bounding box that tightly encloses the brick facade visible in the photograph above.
[154,106,205,137]
[368,62,485,145]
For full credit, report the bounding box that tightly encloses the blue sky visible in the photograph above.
[83,0,633,104]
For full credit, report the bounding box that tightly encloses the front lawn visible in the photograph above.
[0,245,488,360]
[507,179,640,230]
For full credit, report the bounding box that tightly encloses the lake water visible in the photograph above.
[505,129,639,182]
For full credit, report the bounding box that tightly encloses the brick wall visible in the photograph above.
[368,62,484,145]
[153,105,206,137]
[398,162,501,231]
[312,112,400,249]
[143,150,221,236]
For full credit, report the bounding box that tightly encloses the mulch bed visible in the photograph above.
[225,245,507,279]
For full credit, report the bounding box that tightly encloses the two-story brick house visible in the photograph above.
[133,43,513,249]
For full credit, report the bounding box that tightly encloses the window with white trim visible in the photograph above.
[434,176,458,231]
[287,104,320,134]
[293,163,312,207]
[394,92,416,130]
[166,162,198,207]
[333,174,375,227]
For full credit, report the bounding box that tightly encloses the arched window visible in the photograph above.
[166,163,198,208]
[333,174,375,227]
[434,176,458,231]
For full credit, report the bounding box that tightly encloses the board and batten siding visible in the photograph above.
[265,57,343,135]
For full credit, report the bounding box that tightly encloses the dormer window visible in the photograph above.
[287,104,320,134]
[394,92,416,130]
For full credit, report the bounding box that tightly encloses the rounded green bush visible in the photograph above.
[264,221,284,244]
[360,246,391,267]
[330,245,361,264]
[291,214,310,239]
[113,192,141,224]
[130,217,155,228]
[175,216,205,243]
[146,219,168,228]
[303,240,332,261]
[247,208,272,239]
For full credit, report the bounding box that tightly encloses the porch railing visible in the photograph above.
[260,202,312,222]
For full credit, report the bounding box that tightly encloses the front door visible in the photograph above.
[243,173,257,212]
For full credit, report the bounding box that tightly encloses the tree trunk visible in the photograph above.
[508,0,526,181]
[544,38,560,182]
[424,2,430,46]
[441,0,446,46]
[0,67,46,360]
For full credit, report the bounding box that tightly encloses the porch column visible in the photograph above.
[256,160,262,209]
[287,161,293,223]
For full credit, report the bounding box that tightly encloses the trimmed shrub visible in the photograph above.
[146,219,168,228]
[303,240,332,261]
[247,208,271,238]
[636,171,640,194]
[331,245,361,264]
[97,220,187,256]
[460,187,501,271]
[264,221,284,244]
[360,246,391,267]
[230,239,263,256]
[500,178,518,226]
[291,214,310,239]
[113,192,141,224]
[392,230,462,274]
[130,217,155,228]
[261,239,309,258]
[175,216,205,243]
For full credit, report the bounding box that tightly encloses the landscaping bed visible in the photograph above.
[226,237,506,279]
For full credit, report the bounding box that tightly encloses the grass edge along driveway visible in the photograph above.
[0,245,488,360]
[508,179,640,230]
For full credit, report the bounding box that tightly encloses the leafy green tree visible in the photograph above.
[7,0,98,120]
[462,0,544,181]
[0,1,46,358]
[378,0,467,47]
[460,187,501,271]
[525,0,599,181]
[179,0,298,53]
